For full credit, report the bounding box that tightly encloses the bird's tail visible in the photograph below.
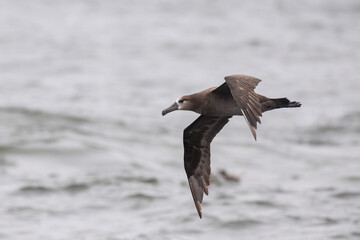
[272,98,301,108]
[259,96,301,113]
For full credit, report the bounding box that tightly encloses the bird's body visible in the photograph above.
[179,88,294,117]
[183,87,240,116]
[162,74,301,218]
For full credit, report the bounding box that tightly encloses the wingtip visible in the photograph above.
[204,186,209,195]
[195,201,203,219]
[251,127,257,141]
[241,110,258,141]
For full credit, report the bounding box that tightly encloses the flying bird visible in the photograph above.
[162,74,301,218]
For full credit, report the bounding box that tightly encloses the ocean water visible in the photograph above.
[0,0,360,239]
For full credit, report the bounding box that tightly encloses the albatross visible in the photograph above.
[162,74,301,218]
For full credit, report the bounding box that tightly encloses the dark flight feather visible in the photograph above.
[223,75,262,140]
[183,115,231,218]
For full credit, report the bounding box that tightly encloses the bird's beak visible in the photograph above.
[162,102,179,116]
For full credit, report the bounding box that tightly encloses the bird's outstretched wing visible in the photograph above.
[213,75,262,140]
[183,115,231,218]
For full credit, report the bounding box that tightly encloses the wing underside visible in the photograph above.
[183,115,230,218]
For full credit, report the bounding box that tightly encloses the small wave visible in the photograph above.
[313,217,339,226]
[115,175,159,185]
[63,183,89,193]
[331,232,360,239]
[0,157,14,167]
[0,106,141,151]
[342,176,360,182]
[245,200,280,208]
[352,232,360,237]
[6,206,73,216]
[297,111,360,146]
[0,106,91,124]
[332,191,360,199]
[125,193,161,201]
[313,186,336,192]
[6,206,40,214]
[17,182,90,195]
[0,106,95,148]
[220,219,262,229]
[331,234,348,239]
[286,215,302,221]
[19,186,54,194]
[321,217,338,225]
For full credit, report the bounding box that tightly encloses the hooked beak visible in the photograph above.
[162,102,179,116]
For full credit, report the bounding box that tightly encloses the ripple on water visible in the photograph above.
[62,183,90,193]
[18,185,55,194]
[0,107,91,124]
[0,107,96,149]
[115,175,159,185]
[317,217,339,226]
[331,191,360,199]
[17,183,90,195]
[331,234,349,239]
[125,193,163,201]
[342,176,360,182]
[220,219,262,229]
[296,111,360,146]
[330,231,360,240]
[6,206,74,217]
[244,199,281,208]
[352,232,360,238]
[313,186,336,192]
[0,157,14,167]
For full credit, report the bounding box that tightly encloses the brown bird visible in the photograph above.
[162,74,301,218]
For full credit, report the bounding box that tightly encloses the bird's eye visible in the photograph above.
[178,99,185,104]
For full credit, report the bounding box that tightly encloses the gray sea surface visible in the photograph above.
[1,0,360,239]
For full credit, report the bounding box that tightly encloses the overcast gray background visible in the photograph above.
[0,0,359,239]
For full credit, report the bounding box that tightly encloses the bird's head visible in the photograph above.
[162,96,193,116]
